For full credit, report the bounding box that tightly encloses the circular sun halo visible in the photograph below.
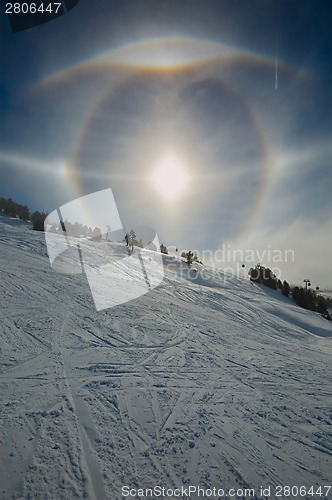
[152,155,188,200]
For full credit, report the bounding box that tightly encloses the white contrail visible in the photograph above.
[275,32,279,90]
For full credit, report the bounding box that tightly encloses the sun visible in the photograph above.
[152,155,188,200]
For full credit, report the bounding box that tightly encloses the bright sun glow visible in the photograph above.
[152,155,188,200]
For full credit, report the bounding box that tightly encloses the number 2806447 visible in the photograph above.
[6,3,62,14]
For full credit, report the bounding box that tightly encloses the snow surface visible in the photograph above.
[0,214,331,500]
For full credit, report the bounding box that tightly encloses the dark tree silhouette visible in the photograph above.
[249,264,277,289]
[292,286,300,302]
[282,280,290,297]
[31,211,48,231]
[317,295,328,314]
[186,251,194,266]
[160,243,168,254]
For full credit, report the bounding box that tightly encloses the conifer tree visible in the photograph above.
[282,280,290,297]
[31,211,48,231]
[160,243,168,254]
[292,286,300,302]
[317,295,328,314]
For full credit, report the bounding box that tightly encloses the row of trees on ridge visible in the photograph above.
[249,264,331,320]
[0,197,47,231]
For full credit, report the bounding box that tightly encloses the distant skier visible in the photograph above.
[125,233,129,247]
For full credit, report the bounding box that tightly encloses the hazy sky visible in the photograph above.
[1,0,331,287]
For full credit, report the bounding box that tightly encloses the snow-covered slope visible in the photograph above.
[0,215,331,500]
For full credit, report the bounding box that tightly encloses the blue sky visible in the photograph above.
[0,0,331,287]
